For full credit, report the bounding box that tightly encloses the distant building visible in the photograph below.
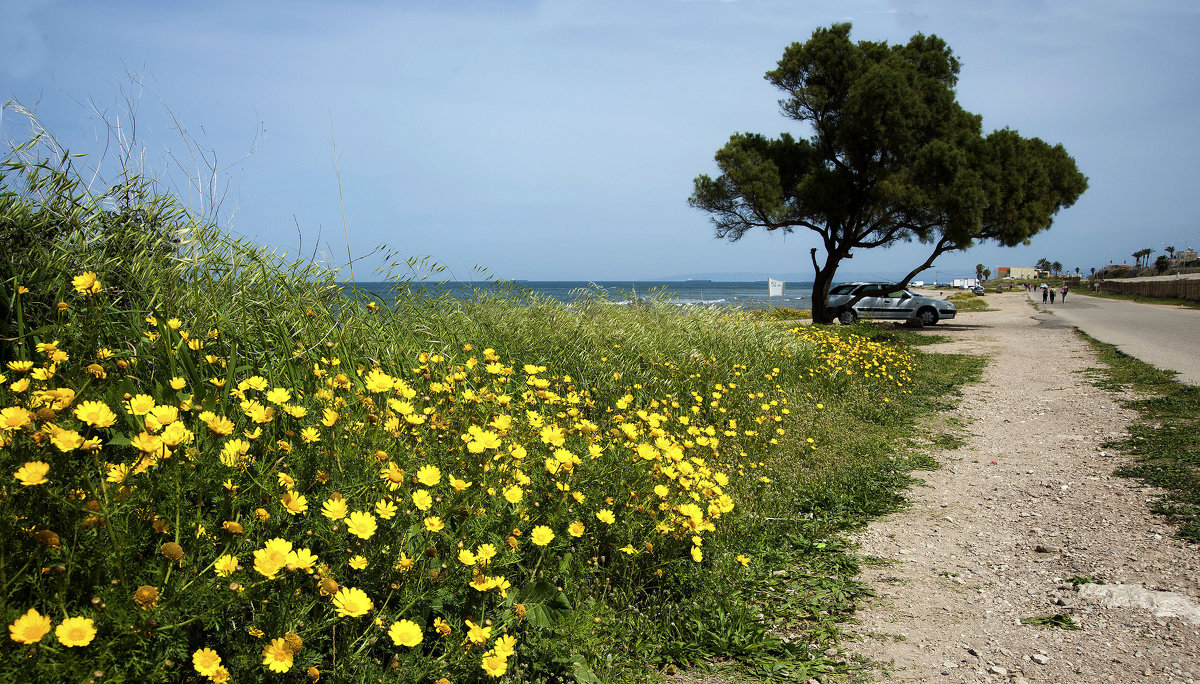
[1171,248,1198,267]
[997,266,1037,280]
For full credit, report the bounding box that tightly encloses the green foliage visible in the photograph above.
[0,127,986,682]
[690,23,1088,323]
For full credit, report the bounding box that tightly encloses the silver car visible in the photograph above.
[827,282,957,325]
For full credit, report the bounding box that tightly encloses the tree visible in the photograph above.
[1132,248,1153,269]
[983,268,991,280]
[1155,254,1171,273]
[1051,261,1063,276]
[975,263,985,281]
[689,23,1088,323]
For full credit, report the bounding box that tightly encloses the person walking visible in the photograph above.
[1061,285,1068,302]
[1042,283,1049,303]
[1049,287,1056,303]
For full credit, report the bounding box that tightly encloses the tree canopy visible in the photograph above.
[690,23,1088,323]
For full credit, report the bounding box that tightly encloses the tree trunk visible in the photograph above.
[809,253,842,324]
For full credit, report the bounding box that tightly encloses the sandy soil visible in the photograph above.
[845,291,1200,683]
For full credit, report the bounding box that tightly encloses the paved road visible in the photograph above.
[1027,290,1200,385]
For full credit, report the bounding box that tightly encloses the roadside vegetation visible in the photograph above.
[1,129,983,682]
[1082,333,1200,541]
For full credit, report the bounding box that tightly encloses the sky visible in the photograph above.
[4,0,1198,282]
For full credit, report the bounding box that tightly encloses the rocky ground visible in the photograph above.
[845,291,1200,683]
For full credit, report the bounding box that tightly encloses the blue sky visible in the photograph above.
[4,0,1198,281]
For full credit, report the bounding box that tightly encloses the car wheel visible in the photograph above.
[838,310,857,325]
[918,307,938,326]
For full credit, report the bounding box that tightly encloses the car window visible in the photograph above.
[830,284,857,295]
[886,290,906,298]
[860,285,886,297]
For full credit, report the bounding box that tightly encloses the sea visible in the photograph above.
[345,280,814,310]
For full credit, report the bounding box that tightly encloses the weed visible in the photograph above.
[1020,614,1080,629]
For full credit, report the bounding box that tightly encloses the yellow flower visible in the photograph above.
[423,516,444,533]
[737,554,750,567]
[106,463,130,483]
[48,426,84,452]
[503,485,523,504]
[0,406,33,430]
[568,520,585,537]
[52,615,96,647]
[530,525,554,547]
[332,587,373,617]
[169,377,186,391]
[147,404,179,428]
[465,619,491,645]
[458,549,476,566]
[348,555,368,570]
[72,271,102,295]
[388,619,423,648]
[286,548,319,573]
[433,617,452,637]
[300,427,320,443]
[449,475,472,493]
[395,552,414,572]
[379,461,405,490]
[202,413,235,436]
[596,509,616,525]
[690,546,703,563]
[254,538,293,579]
[8,608,51,644]
[220,438,250,467]
[416,464,441,486]
[475,543,498,566]
[481,652,509,678]
[193,647,222,677]
[321,495,348,520]
[265,387,291,405]
[214,554,239,577]
[262,637,294,672]
[412,489,433,511]
[374,499,397,519]
[126,394,155,415]
[281,491,308,515]
[346,511,377,539]
[14,461,50,486]
[493,633,517,658]
[619,545,637,555]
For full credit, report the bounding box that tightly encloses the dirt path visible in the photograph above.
[846,292,1200,683]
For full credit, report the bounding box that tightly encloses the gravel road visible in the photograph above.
[846,291,1200,683]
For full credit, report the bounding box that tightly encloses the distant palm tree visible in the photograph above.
[983,268,991,280]
[1036,258,1051,274]
[1051,261,1063,276]
[975,263,984,282]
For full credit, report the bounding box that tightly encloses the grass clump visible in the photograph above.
[1081,332,1200,541]
[0,126,983,681]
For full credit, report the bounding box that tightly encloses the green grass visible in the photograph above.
[0,121,987,682]
[943,292,990,312]
[1080,332,1200,541]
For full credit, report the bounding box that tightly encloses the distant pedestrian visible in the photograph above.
[1042,285,1048,303]
[1049,288,1056,303]
[1061,285,1068,302]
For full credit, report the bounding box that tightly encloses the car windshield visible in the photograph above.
[829,284,858,295]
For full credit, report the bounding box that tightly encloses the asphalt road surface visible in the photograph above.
[1029,290,1200,386]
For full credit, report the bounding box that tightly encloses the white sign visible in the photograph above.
[768,278,784,297]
